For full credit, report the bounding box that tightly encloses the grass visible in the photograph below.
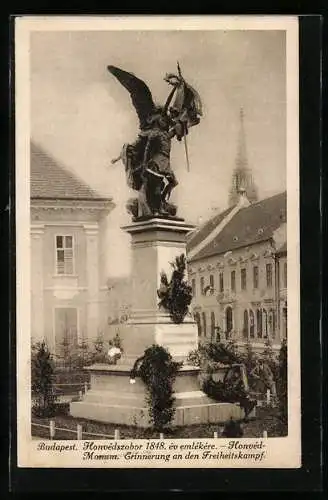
[31,406,287,440]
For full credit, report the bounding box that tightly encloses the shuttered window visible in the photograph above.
[56,235,74,275]
[283,262,287,288]
[219,272,224,292]
[241,268,247,290]
[266,263,273,288]
[231,270,236,292]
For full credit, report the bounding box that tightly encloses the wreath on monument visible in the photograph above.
[188,341,257,420]
[129,345,182,431]
[157,254,192,324]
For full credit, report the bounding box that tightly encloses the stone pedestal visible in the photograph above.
[70,217,254,427]
[117,217,199,360]
[70,363,248,427]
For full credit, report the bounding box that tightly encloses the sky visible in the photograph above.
[31,29,286,276]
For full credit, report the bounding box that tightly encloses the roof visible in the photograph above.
[276,241,287,255]
[31,142,109,201]
[188,191,287,262]
[187,205,235,251]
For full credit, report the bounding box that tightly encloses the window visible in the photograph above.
[191,279,196,297]
[249,309,255,338]
[56,235,74,275]
[194,312,202,337]
[268,310,273,337]
[210,274,214,290]
[269,309,276,339]
[200,277,205,295]
[256,308,262,338]
[241,268,247,290]
[55,307,78,354]
[263,309,268,338]
[253,266,259,289]
[219,272,224,292]
[283,262,287,288]
[231,270,236,292]
[210,311,216,340]
[243,310,249,339]
[266,263,273,288]
[282,306,287,339]
[225,307,233,337]
[202,312,207,336]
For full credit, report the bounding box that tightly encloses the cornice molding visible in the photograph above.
[31,202,112,223]
[31,197,114,209]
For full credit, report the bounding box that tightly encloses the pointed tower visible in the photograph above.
[228,107,258,207]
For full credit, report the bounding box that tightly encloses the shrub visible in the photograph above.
[108,331,124,351]
[186,348,202,367]
[222,418,244,438]
[186,340,256,418]
[242,340,257,373]
[157,254,192,324]
[132,345,182,431]
[31,341,58,417]
[89,332,108,364]
[187,340,243,368]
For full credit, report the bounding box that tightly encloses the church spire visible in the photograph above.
[228,107,258,207]
[236,107,247,168]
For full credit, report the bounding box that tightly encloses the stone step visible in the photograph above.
[161,338,197,345]
[70,399,250,427]
[83,389,214,408]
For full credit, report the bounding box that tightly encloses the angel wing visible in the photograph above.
[107,65,156,130]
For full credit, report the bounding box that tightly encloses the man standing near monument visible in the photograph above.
[250,359,277,401]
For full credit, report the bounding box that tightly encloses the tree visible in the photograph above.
[277,338,288,425]
[31,341,58,417]
[243,340,257,371]
[157,254,192,324]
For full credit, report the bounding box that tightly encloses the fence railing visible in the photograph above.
[250,389,276,406]
[53,381,90,398]
[31,421,120,440]
[32,421,270,440]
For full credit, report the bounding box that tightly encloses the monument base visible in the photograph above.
[118,312,199,361]
[70,363,254,428]
[70,217,257,428]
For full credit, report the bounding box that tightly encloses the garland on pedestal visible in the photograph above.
[157,254,192,324]
[129,345,182,431]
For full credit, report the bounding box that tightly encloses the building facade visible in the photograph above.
[30,142,115,354]
[276,242,287,341]
[187,191,287,351]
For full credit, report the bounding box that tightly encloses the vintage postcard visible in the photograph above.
[15,15,300,469]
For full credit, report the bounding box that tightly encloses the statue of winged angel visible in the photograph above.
[108,64,202,219]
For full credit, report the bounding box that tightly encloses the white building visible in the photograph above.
[187,190,287,351]
[30,142,115,354]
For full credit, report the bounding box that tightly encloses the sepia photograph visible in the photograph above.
[15,15,300,468]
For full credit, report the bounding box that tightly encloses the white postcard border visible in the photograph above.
[15,15,300,469]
